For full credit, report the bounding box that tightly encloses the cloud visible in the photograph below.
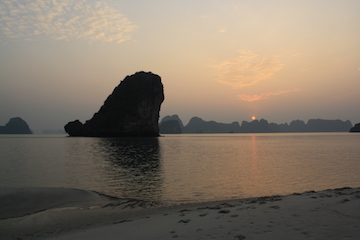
[212,50,284,88]
[0,0,137,43]
[238,88,301,102]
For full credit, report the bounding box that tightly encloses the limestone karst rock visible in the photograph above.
[159,114,183,134]
[159,115,353,133]
[64,71,164,137]
[159,120,182,134]
[0,117,32,134]
[159,114,184,129]
[183,117,241,133]
[350,123,360,132]
[306,119,352,132]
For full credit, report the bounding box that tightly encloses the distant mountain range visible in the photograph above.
[159,115,354,134]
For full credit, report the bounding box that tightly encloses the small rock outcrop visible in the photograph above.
[159,115,184,134]
[183,117,241,133]
[240,119,269,133]
[350,123,360,132]
[65,71,164,137]
[159,120,182,134]
[306,119,352,132]
[0,117,32,134]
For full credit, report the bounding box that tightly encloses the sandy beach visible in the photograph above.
[1,187,360,240]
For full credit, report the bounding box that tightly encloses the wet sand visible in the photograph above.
[1,187,360,240]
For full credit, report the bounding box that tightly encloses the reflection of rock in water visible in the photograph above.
[97,137,163,203]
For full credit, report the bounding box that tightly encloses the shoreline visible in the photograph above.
[1,187,360,239]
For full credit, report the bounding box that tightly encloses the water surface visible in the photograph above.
[1,133,359,204]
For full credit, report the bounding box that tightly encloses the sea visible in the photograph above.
[1,133,359,205]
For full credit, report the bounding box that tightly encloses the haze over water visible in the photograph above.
[1,133,359,204]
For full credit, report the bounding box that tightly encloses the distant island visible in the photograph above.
[350,123,360,132]
[0,117,32,134]
[65,71,164,137]
[159,115,353,134]
[42,129,66,134]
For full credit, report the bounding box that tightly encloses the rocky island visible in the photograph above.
[159,115,353,133]
[0,117,32,134]
[350,123,360,132]
[65,71,164,137]
[159,115,183,134]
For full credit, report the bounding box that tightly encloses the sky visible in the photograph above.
[1,0,360,132]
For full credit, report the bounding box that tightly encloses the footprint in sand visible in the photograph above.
[218,209,230,214]
[269,205,280,209]
[170,230,178,238]
[178,219,191,223]
[234,234,246,239]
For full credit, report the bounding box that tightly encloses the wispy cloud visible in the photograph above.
[212,49,284,88]
[238,88,301,102]
[0,0,137,43]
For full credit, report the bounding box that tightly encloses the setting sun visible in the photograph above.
[251,116,256,120]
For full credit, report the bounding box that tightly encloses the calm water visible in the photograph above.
[0,133,359,204]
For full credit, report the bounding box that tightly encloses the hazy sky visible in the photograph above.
[1,0,360,132]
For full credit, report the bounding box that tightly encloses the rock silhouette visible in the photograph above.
[0,117,32,134]
[159,115,183,134]
[350,123,360,132]
[65,71,164,137]
[160,115,184,128]
[159,116,353,133]
[159,120,182,134]
[306,119,352,132]
[183,117,241,133]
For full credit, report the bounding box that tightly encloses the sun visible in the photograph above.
[251,116,256,120]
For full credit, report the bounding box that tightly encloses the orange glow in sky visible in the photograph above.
[0,0,359,131]
[252,116,257,121]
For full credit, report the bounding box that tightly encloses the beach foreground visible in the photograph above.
[1,187,359,240]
